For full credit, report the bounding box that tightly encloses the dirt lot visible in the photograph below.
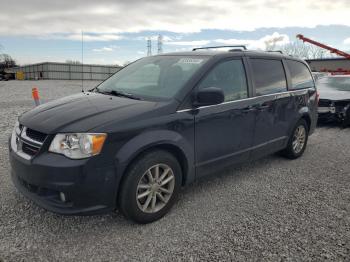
[0,80,349,261]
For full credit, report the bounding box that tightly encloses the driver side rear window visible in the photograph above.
[251,59,287,96]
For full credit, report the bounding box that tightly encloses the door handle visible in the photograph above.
[230,107,254,118]
[257,105,270,110]
[242,106,256,113]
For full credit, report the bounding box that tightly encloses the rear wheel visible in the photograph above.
[280,119,309,159]
[118,150,182,224]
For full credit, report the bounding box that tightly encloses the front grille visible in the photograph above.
[25,128,47,143]
[17,177,72,206]
[318,99,331,107]
[334,100,350,108]
[12,125,47,159]
[18,177,59,197]
[22,142,40,156]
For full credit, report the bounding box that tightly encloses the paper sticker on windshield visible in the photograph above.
[178,58,204,64]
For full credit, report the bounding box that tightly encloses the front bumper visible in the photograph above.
[9,137,118,215]
[318,107,350,126]
[318,100,350,125]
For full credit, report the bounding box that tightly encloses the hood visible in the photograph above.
[318,86,350,101]
[19,92,165,134]
[317,76,350,101]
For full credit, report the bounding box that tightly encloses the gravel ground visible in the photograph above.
[0,80,349,261]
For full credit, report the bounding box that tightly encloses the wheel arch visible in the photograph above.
[152,144,189,185]
[125,143,190,185]
[114,130,195,195]
[286,110,312,143]
[301,113,311,131]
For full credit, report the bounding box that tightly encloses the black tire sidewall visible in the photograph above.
[118,150,182,224]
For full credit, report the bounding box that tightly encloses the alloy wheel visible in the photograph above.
[292,125,306,154]
[136,164,175,213]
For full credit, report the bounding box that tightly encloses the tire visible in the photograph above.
[118,150,182,224]
[342,106,350,128]
[280,119,309,159]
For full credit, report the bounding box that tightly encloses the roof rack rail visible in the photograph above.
[192,45,247,51]
[267,50,284,54]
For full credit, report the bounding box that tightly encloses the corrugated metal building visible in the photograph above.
[12,62,122,80]
[306,58,350,72]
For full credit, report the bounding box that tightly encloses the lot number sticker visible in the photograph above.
[178,58,204,64]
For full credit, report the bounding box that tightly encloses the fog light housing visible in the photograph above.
[59,192,66,202]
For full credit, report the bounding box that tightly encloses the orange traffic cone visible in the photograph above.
[32,87,40,106]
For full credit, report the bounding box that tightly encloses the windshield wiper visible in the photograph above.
[95,88,141,100]
[109,90,141,100]
[94,87,110,95]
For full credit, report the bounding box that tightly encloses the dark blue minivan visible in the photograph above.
[9,47,318,223]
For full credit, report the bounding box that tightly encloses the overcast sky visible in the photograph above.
[1,0,350,65]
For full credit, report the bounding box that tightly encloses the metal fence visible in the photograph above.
[12,62,122,80]
[305,58,350,72]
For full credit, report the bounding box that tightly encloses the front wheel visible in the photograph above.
[280,119,309,159]
[118,150,182,224]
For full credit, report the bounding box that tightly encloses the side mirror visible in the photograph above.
[194,87,224,107]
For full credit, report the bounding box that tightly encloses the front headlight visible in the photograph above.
[14,120,21,135]
[49,133,107,159]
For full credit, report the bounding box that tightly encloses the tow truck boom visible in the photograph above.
[296,34,350,59]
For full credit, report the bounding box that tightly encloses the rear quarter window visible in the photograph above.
[250,59,287,96]
[286,60,314,89]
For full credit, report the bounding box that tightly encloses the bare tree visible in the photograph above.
[0,43,17,73]
[0,53,17,72]
[279,41,329,59]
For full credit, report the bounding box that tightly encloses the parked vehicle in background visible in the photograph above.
[312,72,329,81]
[317,75,350,127]
[0,74,9,81]
[9,47,318,223]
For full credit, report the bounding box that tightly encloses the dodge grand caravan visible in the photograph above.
[9,47,318,223]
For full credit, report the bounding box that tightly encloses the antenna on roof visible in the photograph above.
[81,30,84,93]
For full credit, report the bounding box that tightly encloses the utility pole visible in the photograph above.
[81,30,84,92]
[147,38,152,56]
[157,35,163,54]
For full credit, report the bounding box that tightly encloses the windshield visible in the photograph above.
[97,56,208,100]
[317,76,350,92]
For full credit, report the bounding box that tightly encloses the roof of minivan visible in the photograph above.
[158,50,305,62]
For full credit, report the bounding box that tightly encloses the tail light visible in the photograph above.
[316,90,320,104]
